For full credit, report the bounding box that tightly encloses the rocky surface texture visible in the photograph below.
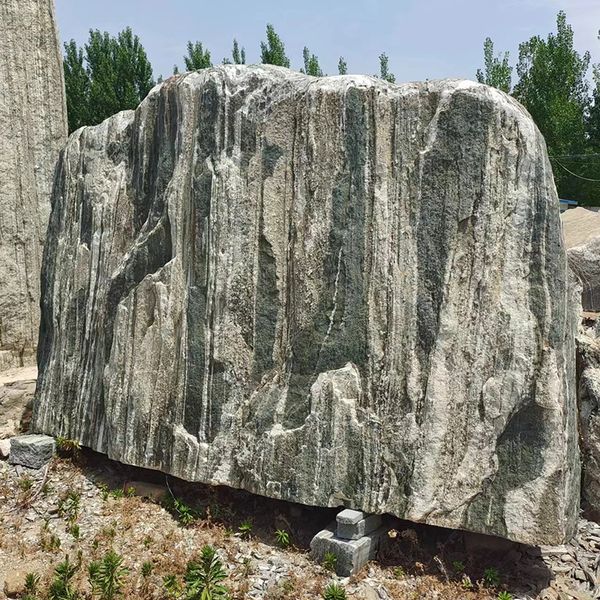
[34,66,578,545]
[562,207,600,312]
[576,319,600,517]
[0,366,37,440]
[0,0,67,370]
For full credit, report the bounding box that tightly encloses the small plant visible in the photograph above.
[143,535,153,549]
[322,552,337,572]
[452,560,465,574]
[88,550,128,599]
[483,567,500,587]
[69,523,80,539]
[48,555,80,600]
[323,583,347,600]
[58,490,81,524]
[19,475,34,492]
[110,488,124,499]
[184,545,229,600]
[56,436,81,457]
[393,566,405,578]
[125,487,136,498]
[240,557,253,578]
[461,575,474,591]
[497,592,513,600]
[274,528,290,548]
[164,497,197,526]
[23,572,40,600]
[141,561,153,577]
[238,519,253,539]
[98,483,110,501]
[163,574,181,598]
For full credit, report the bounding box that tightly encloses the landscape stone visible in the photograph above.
[3,570,26,598]
[576,320,600,517]
[9,434,55,469]
[562,207,600,312]
[0,440,10,460]
[0,0,67,371]
[33,65,579,545]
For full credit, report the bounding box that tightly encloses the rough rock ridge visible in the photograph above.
[0,0,67,370]
[34,65,578,545]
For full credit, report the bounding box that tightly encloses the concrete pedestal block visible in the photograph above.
[336,508,382,540]
[310,521,388,576]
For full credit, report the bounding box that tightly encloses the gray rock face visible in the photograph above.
[33,66,578,545]
[0,0,67,370]
[562,207,600,312]
[576,321,600,517]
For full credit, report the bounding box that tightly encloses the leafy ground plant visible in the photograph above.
[23,572,40,600]
[88,550,128,599]
[184,545,229,600]
[322,552,337,572]
[238,519,253,539]
[483,567,500,587]
[48,555,80,600]
[274,528,290,548]
[323,582,347,600]
[497,592,513,600]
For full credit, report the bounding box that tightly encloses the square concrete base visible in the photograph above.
[310,522,388,576]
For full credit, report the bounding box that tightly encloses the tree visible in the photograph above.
[302,46,323,76]
[183,41,212,71]
[232,39,246,64]
[476,37,512,93]
[338,56,348,75]
[513,11,591,202]
[379,53,395,83]
[260,24,290,67]
[63,40,90,132]
[65,27,154,130]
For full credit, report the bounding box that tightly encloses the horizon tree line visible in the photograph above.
[63,15,600,205]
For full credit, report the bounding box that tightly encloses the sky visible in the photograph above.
[55,0,600,83]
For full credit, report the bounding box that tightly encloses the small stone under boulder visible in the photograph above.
[8,434,55,469]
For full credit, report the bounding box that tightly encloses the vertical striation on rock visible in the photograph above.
[33,66,579,545]
[0,0,67,370]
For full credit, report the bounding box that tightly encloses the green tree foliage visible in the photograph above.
[232,39,246,64]
[183,41,212,71]
[63,40,89,132]
[513,11,592,202]
[338,56,348,75]
[303,46,323,76]
[63,27,154,133]
[379,53,395,83]
[476,37,512,93]
[260,24,290,67]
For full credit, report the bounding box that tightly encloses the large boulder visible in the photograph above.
[562,207,600,312]
[33,66,579,545]
[0,0,67,370]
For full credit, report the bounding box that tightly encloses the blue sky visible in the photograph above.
[55,0,600,83]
